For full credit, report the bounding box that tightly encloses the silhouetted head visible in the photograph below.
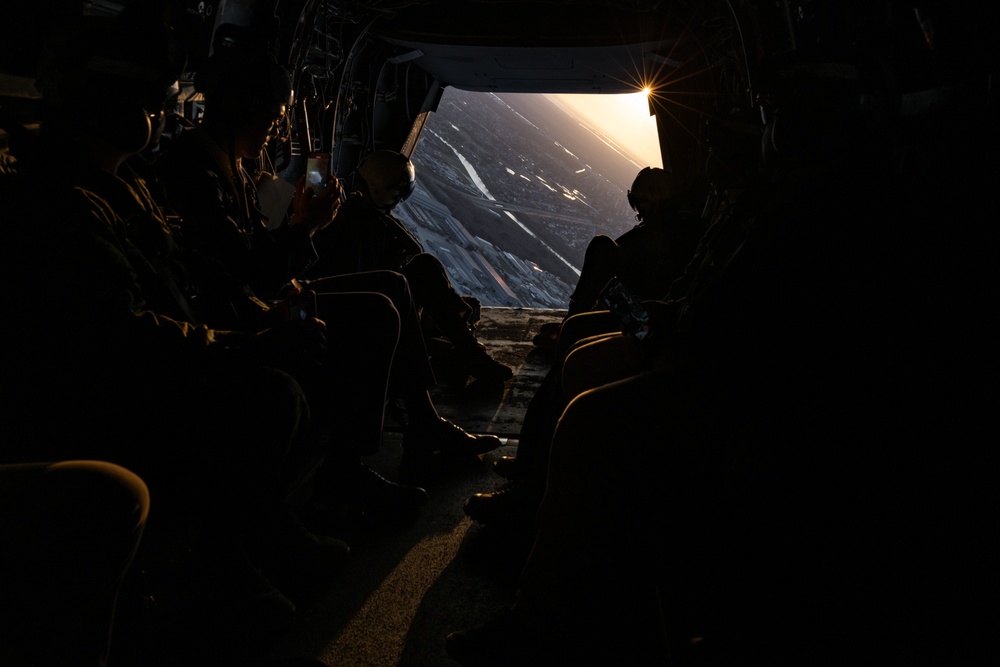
[195,24,292,160]
[627,167,676,222]
[356,149,416,212]
[36,11,183,155]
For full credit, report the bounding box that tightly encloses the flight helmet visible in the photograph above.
[197,62,291,126]
[195,24,292,125]
[36,11,184,154]
[357,149,416,211]
[626,167,675,221]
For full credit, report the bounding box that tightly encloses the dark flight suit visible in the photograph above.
[153,130,437,455]
[0,150,308,504]
[567,206,705,315]
[309,192,511,386]
[154,127,316,306]
[310,191,479,336]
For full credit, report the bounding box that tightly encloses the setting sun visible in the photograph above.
[547,91,663,170]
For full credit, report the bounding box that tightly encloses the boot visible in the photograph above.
[454,338,513,384]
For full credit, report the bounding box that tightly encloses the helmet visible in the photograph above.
[357,149,416,211]
[626,167,675,220]
[195,24,292,123]
[197,56,292,121]
[36,12,184,154]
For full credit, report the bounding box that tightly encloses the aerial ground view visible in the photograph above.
[395,88,656,309]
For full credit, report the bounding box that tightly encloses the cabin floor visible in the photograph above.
[112,307,566,667]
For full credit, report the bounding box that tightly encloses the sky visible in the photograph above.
[548,91,663,170]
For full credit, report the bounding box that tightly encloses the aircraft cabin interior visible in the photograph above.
[0,1,996,666]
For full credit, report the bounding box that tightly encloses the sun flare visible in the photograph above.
[548,90,662,169]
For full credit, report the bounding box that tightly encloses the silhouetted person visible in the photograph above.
[309,149,514,385]
[447,11,998,662]
[532,166,704,350]
[0,9,346,627]
[153,32,501,495]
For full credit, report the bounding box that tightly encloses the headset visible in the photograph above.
[626,166,676,221]
[195,23,292,131]
[356,149,416,211]
[36,14,184,155]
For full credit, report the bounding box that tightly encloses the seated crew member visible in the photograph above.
[464,52,860,527]
[462,186,755,530]
[444,121,827,667]
[0,9,349,626]
[474,173,720,496]
[307,149,514,385]
[475,108,767,489]
[111,73,430,522]
[447,190,809,664]
[461,49,845,530]
[125,148,431,522]
[153,32,500,491]
[447,23,999,664]
[127,135,481,512]
[532,166,704,350]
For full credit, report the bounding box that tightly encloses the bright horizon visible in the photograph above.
[548,91,663,170]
